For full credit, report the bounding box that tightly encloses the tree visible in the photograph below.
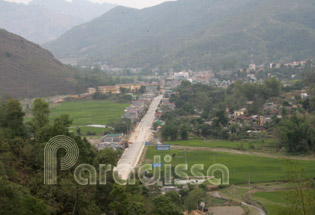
[114,118,132,134]
[184,188,206,212]
[109,184,130,215]
[161,123,178,141]
[179,124,189,140]
[31,99,50,133]
[52,114,72,136]
[1,99,25,138]
[0,178,48,215]
[152,195,183,215]
[277,114,315,153]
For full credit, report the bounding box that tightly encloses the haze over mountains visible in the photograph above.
[0,0,115,43]
[0,29,77,98]
[44,0,315,70]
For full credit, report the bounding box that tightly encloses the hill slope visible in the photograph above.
[44,0,315,70]
[0,0,115,44]
[0,29,77,98]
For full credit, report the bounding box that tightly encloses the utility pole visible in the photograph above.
[185,150,187,165]
[248,173,251,199]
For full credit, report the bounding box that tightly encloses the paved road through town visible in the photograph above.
[115,95,163,180]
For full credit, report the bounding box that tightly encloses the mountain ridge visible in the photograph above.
[44,0,315,70]
[0,28,77,98]
[0,0,115,44]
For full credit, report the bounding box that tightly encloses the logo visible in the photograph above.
[44,136,229,186]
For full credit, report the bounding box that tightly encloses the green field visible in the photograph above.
[144,146,315,184]
[165,139,276,151]
[252,191,290,215]
[50,100,129,136]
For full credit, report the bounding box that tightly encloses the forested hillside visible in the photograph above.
[45,0,315,70]
[0,29,76,98]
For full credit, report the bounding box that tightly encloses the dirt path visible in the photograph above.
[209,206,244,215]
[210,191,266,215]
[171,145,315,161]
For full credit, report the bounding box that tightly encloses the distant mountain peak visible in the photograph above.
[0,0,115,43]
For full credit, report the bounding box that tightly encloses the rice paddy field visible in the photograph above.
[144,146,315,184]
[50,100,129,136]
[252,191,290,215]
[165,139,276,151]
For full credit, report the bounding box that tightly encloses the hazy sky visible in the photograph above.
[4,0,174,9]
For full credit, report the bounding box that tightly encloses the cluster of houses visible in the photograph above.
[124,93,157,122]
[243,59,310,73]
[50,83,159,104]
[94,83,158,95]
[227,90,310,134]
[96,88,162,150]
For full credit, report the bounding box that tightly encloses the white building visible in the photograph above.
[249,64,256,71]
[174,71,189,81]
[301,93,308,99]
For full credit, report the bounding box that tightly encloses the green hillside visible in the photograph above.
[44,0,315,70]
[0,29,76,98]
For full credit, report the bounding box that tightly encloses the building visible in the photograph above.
[98,86,120,94]
[145,85,158,94]
[87,87,96,94]
[100,133,124,143]
[301,93,308,99]
[174,71,189,81]
[234,108,247,116]
[249,64,256,71]
[124,110,139,121]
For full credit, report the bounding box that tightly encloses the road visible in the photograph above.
[115,95,163,180]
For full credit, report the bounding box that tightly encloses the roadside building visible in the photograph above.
[98,86,120,94]
[87,87,96,94]
[101,133,124,143]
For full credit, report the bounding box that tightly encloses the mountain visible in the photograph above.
[44,0,315,70]
[0,0,115,44]
[0,29,77,98]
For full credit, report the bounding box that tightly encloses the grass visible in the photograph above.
[252,191,290,215]
[50,100,129,136]
[144,146,315,184]
[165,139,276,151]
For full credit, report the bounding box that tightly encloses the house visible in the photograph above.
[124,110,139,121]
[263,102,278,114]
[249,64,256,71]
[100,133,124,143]
[87,87,96,94]
[301,93,308,99]
[130,84,142,92]
[174,71,189,81]
[132,100,146,107]
[234,108,247,116]
[145,84,158,94]
[270,63,275,69]
[98,86,120,94]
